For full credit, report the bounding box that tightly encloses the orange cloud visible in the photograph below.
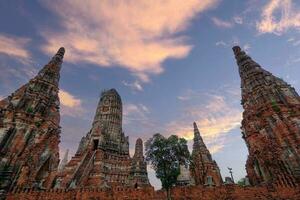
[166,90,242,154]
[209,144,225,154]
[0,34,31,62]
[40,0,219,82]
[59,90,81,107]
[59,89,84,117]
[257,0,300,34]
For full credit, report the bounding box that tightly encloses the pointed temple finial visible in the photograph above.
[130,138,150,187]
[191,122,223,186]
[193,122,201,139]
[232,46,253,66]
[193,122,205,150]
[133,138,143,159]
[193,121,199,132]
[232,46,241,56]
[51,47,65,63]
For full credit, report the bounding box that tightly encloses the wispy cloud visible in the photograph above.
[0,33,31,64]
[40,0,219,82]
[0,33,36,89]
[177,89,195,101]
[287,38,300,46]
[233,16,243,24]
[256,0,300,35]
[211,17,234,28]
[123,103,150,123]
[215,37,251,54]
[169,95,241,140]
[0,60,37,85]
[215,40,228,47]
[209,143,225,154]
[122,80,143,92]
[59,89,84,117]
[177,96,191,101]
[167,88,242,154]
[122,102,159,148]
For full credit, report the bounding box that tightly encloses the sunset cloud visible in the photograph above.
[59,90,81,107]
[209,144,225,154]
[257,0,300,35]
[167,95,241,139]
[40,0,219,82]
[59,89,84,117]
[167,89,242,154]
[0,34,31,63]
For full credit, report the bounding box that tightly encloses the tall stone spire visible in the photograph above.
[191,122,223,186]
[0,47,64,192]
[129,138,150,188]
[233,46,300,187]
[35,47,65,86]
[90,89,128,154]
[133,138,143,159]
[193,122,209,153]
[54,89,147,189]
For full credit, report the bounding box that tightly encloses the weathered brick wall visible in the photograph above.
[6,185,300,200]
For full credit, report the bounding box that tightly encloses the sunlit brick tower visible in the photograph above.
[190,122,223,186]
[55,89,150,189]
[0,48,64,192]
[129,138,150,188]
[233,46,300,187]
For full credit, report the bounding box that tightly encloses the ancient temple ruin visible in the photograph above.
[190,122,223,186]
[0,48,152,195]
[233,46,300,187]
[54,89,151,189]
[129,138,150,188]
[0,48,64,192]
[1,46,300,199]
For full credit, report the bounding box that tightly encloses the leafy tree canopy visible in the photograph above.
[145,133,190,191]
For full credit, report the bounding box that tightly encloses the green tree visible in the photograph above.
[145,133,190,200]
[237,178,246,186]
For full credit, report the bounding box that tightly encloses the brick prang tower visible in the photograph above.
[54,89,150,189]
[0,48,65,192]
[233,46,300,187]
[190,122,223,186]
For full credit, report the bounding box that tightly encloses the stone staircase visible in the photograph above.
[293,167,300,176]
[67,151,93,188]
[293,166,300,183]
[77,150,96,187]
[86,150,105,186]
[0,168,13,200]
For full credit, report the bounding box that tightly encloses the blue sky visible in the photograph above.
[1,0,300,189]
